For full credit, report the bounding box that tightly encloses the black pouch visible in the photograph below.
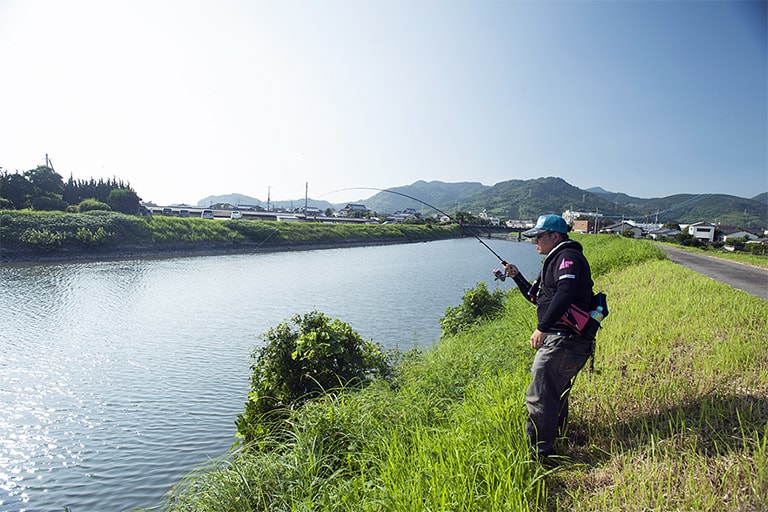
[581,292,609,340]
[581,317,601,340]
[593,292,609,318]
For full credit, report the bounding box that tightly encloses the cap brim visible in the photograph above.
[522,228,547,238]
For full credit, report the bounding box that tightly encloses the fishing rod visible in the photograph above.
[322,187,509,266]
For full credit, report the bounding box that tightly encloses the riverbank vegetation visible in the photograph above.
[1,165,140,213]
[0,210,462,260]
[154,235,767,511]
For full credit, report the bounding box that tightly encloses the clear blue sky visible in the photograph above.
[1,0,765,205]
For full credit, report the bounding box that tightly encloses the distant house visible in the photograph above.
[686,222,716,242]
[648,227,681,240]
[602,221,643,238]
[721,230,759,242]
[572,220,593,233]
[562,209,603,225]
[341,203,368,218]
[299,206,323,216]
[717,226,761,243]
[478,211,500,226]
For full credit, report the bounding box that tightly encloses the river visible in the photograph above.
[0,238,541,511]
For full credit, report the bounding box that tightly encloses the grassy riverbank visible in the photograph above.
[0,210,462,261]
[154,235,767,511]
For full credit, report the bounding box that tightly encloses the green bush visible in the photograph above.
[236,311,391,445]
[31,193,68,211]
[440,281,506,336]
[748,243,767,256]
[74,226,115,246]
[20,228,64,250]
[77,198,112,212]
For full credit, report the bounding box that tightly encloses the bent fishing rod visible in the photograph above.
[322,187,509,265]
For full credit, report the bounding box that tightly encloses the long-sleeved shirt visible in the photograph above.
[513,239,594,333]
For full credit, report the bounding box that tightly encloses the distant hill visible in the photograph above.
[199,178,767,228]
[361,180,486,215]
[381,178,767,227]
[197,193,336,212]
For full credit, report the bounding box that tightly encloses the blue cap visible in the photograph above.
[522,215,569,237]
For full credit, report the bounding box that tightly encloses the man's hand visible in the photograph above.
[530,329,546,349]
[504,263,519,278]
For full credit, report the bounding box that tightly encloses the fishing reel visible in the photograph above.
[493,268,506,281]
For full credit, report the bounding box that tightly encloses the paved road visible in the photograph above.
[657,245,768,301]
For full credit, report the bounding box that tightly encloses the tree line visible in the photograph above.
[0,165,141,215]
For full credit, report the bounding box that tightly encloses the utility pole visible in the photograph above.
[267,187,271,212]
[304,182,308,213]
[594,207,599,234]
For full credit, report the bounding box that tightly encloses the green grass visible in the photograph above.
[0,211,461,253]
[550,258,767,511]
[154,235,767,511]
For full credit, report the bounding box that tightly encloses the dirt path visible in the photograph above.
[657,245,768,301]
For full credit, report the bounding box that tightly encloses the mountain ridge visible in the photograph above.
[199,177,767,228]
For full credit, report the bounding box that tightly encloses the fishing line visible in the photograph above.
[320,187,508,265]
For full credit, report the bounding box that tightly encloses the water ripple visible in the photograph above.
[0,240,541,511]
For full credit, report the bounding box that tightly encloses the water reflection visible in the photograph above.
[0,238,540,511]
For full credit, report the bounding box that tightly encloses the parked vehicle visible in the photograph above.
[162,208,173,216]
[201,210,214,219]
[179,209,190,218]
[230,210,242,219]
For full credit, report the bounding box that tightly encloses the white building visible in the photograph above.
[562,209,603,225]
[685,222,716,242]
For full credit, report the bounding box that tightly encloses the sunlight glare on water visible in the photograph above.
[0,238,541,511]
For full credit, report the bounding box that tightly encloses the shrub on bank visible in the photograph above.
[77,198,112,212]
[1,210,149,250]
[235,311,392,445]
[439,281,507,336]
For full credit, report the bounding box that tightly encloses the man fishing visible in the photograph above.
[503,214,595,462]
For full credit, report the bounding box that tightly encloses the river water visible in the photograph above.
[0,238,541,512]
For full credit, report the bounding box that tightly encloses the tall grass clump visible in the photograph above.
[571,233,666,278]
[161,294,548,511]
[1,210,149,249]
[144,216,242,243]
[547,259,768,511]
[156,235,765,512]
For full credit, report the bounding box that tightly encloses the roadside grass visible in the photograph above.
[550,259,768,511]
[656,241,768,269]
[142,234,766,511]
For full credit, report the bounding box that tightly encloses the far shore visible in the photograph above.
[0,237,444,264]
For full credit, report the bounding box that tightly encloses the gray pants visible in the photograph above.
[526,332,593,456]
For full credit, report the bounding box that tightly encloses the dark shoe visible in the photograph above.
[530,449,557,468]
[537,453,559,468]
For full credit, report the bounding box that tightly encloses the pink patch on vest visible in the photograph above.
[559,260,574,270]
